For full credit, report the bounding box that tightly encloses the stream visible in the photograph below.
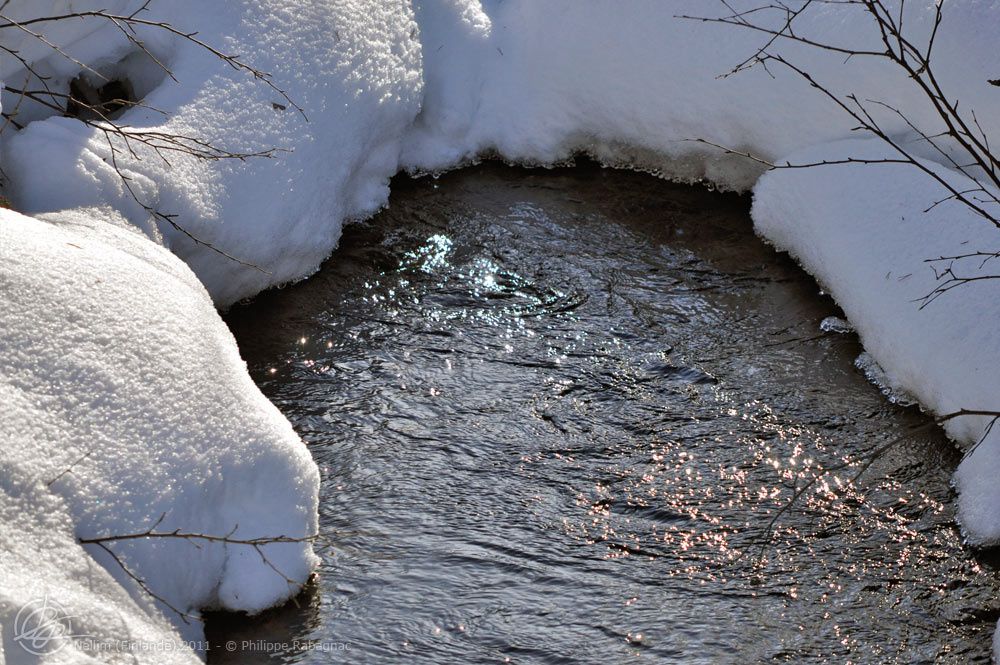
[216,162,1000,663]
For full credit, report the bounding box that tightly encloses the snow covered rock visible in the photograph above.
[1,206,319,657]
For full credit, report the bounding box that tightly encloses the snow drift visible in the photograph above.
[403,0,1000,183]
[5,0,1000,660]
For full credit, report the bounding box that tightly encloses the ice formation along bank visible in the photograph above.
[2,0,1000,662]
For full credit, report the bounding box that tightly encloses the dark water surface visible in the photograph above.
[217,163,999,663]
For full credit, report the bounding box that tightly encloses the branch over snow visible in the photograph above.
[0,0,309,272]
[79,512,321,623]
[682,0,1000,306]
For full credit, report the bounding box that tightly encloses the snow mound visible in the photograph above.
[752,138,1000,544]
[3,0,423,307]
[1,206,319,657]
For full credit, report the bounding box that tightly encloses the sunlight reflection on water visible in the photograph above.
[219,163,1000,664]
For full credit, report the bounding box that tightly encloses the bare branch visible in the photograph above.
[0,1,301,272]
[79,513,321,621]
[88,540,200,625]
[683,0,1000,312]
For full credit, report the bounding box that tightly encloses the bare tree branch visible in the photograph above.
[0,1,305,272]
[79,512,322,622]
[681,0,1000,309]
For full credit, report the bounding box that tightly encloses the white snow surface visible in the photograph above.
[5,1,1000,306]
[4,0,423,307]
[0,461,199,664]
[403,0,1000,182]
[5,0,1000,660]
[1,207,319,661]
[752,139,1000,542]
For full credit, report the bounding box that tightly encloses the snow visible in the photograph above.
[6,1,1000,300]
[0,1,132,81]
[403,0,1000,187]
[3,0,424,307]
[5,0,1000,660]
[0,461,199,664]
[752,138,1000,543]
[1,206,319,661]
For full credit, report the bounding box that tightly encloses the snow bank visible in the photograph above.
[5,0,1000,286]
[753,136,1000,660]
[1,206,319,660]
[403,0,1000,188]
[3,0,423,307]
[7,1,1000,306]
[752,139,1000,542]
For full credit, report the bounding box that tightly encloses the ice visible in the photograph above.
[853,352,919,408]
[820,317,854,335]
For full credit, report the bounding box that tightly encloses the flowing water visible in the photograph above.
[216,163,1000,663]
